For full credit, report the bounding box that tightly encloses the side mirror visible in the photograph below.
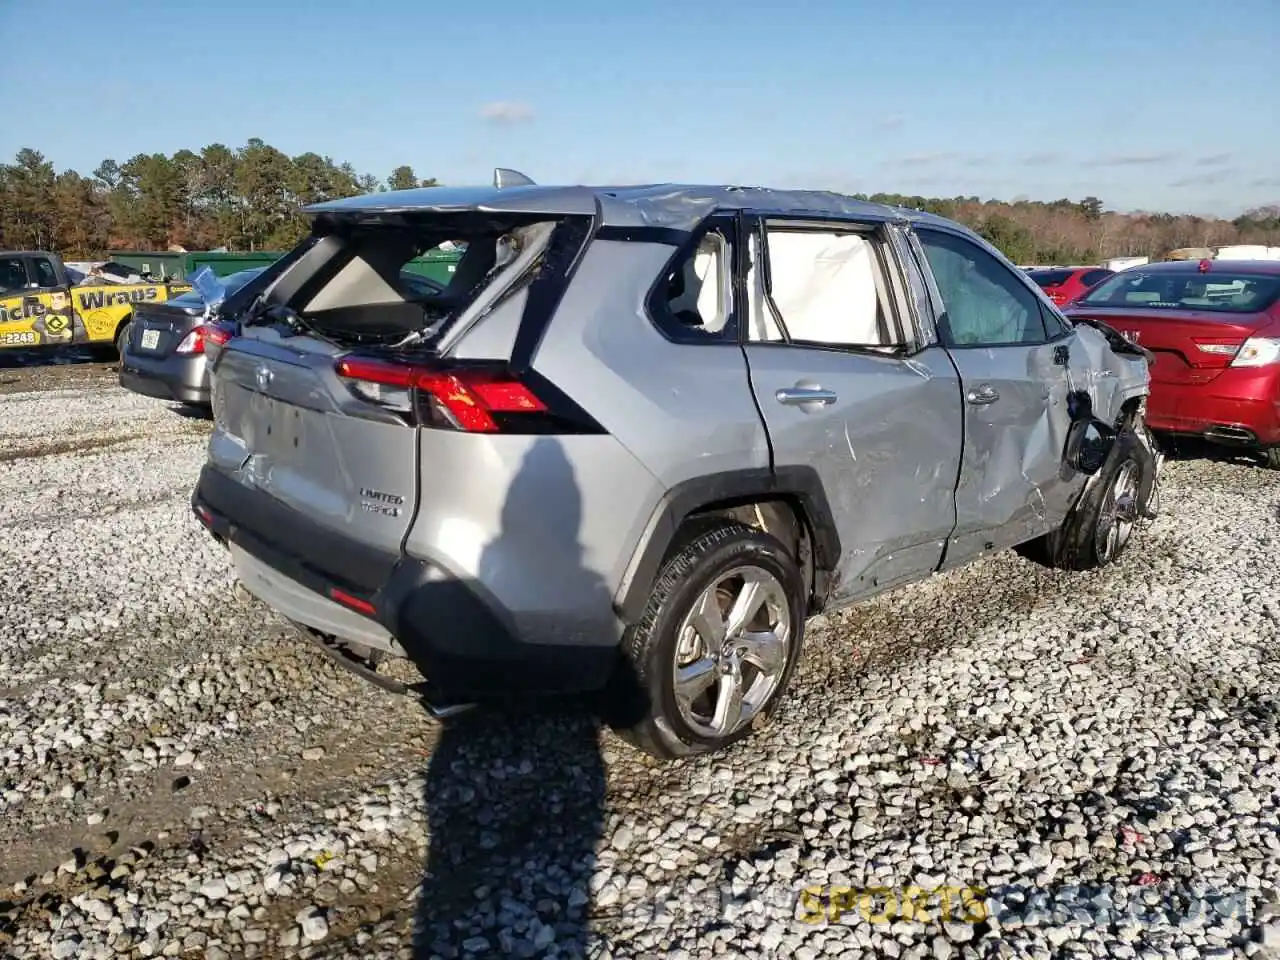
[1063,389,1116,475]
[1067,421,1113,475]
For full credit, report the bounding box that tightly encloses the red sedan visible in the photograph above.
[1064,259,1280,469]
[1027,266,1115,306]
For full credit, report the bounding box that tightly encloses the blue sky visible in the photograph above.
[2,0,1277,216]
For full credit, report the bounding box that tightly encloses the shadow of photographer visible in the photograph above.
[411,438,644,958]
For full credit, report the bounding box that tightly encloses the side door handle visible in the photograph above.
[776,386,838,407]
[966,384,1000,405]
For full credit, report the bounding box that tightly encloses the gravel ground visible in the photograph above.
[1,361,1278,960]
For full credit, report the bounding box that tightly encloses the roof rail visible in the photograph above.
[493,167,535,189]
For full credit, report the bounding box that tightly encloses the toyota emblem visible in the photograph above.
[255,365,274,391]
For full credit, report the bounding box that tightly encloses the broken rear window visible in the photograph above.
[255,217,559,348]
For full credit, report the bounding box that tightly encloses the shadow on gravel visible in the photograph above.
[412,439,632,958]
[1154,433,1268,469]
[0,345,110,369]
[414,705,606,958]
[166,402,212,419]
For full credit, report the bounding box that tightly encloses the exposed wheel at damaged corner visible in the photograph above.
[1017,411,1162,572]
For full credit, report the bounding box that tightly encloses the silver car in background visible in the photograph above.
[191,172,1160,760]
[119,267,268,408]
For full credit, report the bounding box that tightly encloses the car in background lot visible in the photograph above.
[1027,266,1115,306]
[1064,259,1280,469]
[121,265,455,409]
[0,250,191,356]
[190,173,1161,761]
[119,267,268,408]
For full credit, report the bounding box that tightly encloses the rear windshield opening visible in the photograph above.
[261,217,560,347]
[1078,271,1280,314]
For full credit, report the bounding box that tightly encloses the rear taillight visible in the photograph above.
[1193,337,1244,357]
[175,322,235,355]
[1230,336,1280,367]
[334,356,588,434]
[175,328,206,354]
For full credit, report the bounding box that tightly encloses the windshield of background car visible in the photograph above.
[1077,270,1280,314]
[168,268,266,307]
[1028,268,1074,287]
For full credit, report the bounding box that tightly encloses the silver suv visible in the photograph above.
[192,173,1161,759]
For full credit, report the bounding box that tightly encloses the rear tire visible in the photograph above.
[1262,447,1280,471]
[114,322,131,361]
[610,521,806,760]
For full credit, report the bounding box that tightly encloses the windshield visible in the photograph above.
[169,267,267,307]
[1077,270,1280,314]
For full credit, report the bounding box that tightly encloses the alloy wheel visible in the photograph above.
[1096,460,1139,562]
[671,565,793,739]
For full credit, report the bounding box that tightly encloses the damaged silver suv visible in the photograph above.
[191,171,1161,759]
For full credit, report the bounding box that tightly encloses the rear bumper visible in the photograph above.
[119,349,210,406]
[1146,365,1280,447]
[191,465,619,699]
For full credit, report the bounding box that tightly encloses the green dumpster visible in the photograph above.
[108,250,284,281]
[403,247,463,286]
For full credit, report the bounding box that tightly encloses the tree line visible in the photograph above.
[1,142,1278,264]
[0,141,436,256]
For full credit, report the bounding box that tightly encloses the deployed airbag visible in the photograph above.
[766,232,883,345]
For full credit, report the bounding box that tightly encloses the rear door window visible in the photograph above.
[746,221,907,350]
[31,258,60,288]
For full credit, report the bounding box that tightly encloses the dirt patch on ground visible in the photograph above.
[0,431,151,464]
[0,352,119,395]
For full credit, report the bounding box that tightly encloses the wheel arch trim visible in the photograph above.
[613,466,841,623]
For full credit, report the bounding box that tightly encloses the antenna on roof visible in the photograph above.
[493,167,535,189]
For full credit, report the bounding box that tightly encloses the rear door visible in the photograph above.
[741,215,964,603]
[27,255,80,345]
[912,227,1082,567]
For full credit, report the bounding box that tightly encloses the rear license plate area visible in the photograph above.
[249,396,306,465]
[140,328,160,350]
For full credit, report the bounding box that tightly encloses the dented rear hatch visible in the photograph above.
[209,330,421,554]
[203,203,589,561]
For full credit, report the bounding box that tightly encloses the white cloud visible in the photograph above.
[479,101,535,125]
